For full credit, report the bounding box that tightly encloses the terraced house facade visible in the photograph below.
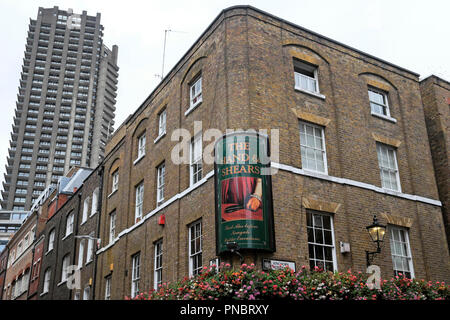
[93,6,449,300]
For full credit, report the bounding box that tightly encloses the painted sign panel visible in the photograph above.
[214,131,275,254]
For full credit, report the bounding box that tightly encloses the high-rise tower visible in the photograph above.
[1,6,119,211]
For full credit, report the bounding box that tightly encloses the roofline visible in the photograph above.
[420,74,450,86]
[118,5,421,130]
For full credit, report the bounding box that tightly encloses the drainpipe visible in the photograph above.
[91,165,104,300]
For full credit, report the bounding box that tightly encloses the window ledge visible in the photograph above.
[154,132,166,144]
[40,291,48,297]
[371,112,397,123]
[90,211,98,217]
[294,87,326,100]
[45,249,53,256]
[80,220,87,226]
[62,233,72,241]
[107,189,117,199]
[185,102,202,116]
[133,154,145,166]
[57,280,67,287]
[85,260,93,267]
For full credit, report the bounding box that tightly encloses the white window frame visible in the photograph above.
[389,226,414,278]
[135,182,144,222]
[131,253,140,298]
[299,121,328,174]
[43,269,51,294]
[158,109,166,137]
[61,255,70,282]
[86,238,94,264]
[111,170,119,193]
[294,59,320,94]
[306,210,337,272]
[188,220,202,277]
[190,133,203,186]
[82,197,90,223]
[137,133,146,159]
[368,87,390,117]
[91,188,99,216]
[157,163,165,204]
[189,76,202,109]
[77,240,85,269]
[109,211,116,244]
[105,276,111,300]
[47,229,55,252]
[376,143,401,192]
[65,212,74,237]
[83,286,90,300]
[154,240,163,290]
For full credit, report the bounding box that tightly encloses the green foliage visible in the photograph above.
[125,264,449,300]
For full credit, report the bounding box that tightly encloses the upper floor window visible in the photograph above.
[109,211,116,244]
[299,121,327,174]
[368,88,390,117]
[294,59,319,94]
[135,182,144,222]
[61,255,70,282]
[389,226,414,278]
[190,76,202,109]
[86,237,94,264]
[190,133,203,185]
[47,229,55,252]
[91,188,99,215]
[82,197,90,223]
[65,212,74,236]
[111,170,119,193]
[43,269,51,294]
[158,109,166,137]
[77,240,85,269]
[137,133,146,159]
[376,143,401,192]
[157,163,165,204]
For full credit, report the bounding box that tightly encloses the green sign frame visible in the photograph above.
[214,131,275,254]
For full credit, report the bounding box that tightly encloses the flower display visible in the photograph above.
[125,263,449,300]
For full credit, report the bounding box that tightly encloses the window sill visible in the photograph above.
[57,280,67,287]
[40,291,48,297]
[157,199,165,207]
[185,101,202,116]
[371,112,397,123]
[302,168,329,177]
[133,154,145,166]
[45,249,53,256]
[85,260,93,267]
[90,211,98,217]
[62,233,72,241]
[107,189,117,199]
[154,132,166,144]
[294,87,326,100]
[80,220,87,226]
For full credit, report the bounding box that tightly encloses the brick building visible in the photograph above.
[72,165,103,300]
[2,211,36,300]
[93,6,450,300]
[37,167,92,300]
[420,75,450,249]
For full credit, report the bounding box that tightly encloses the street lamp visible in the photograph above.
[365,215,386,267]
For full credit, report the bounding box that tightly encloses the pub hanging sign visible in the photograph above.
[214,131,275,254]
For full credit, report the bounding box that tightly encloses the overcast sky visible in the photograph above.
[0,0,449,193]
